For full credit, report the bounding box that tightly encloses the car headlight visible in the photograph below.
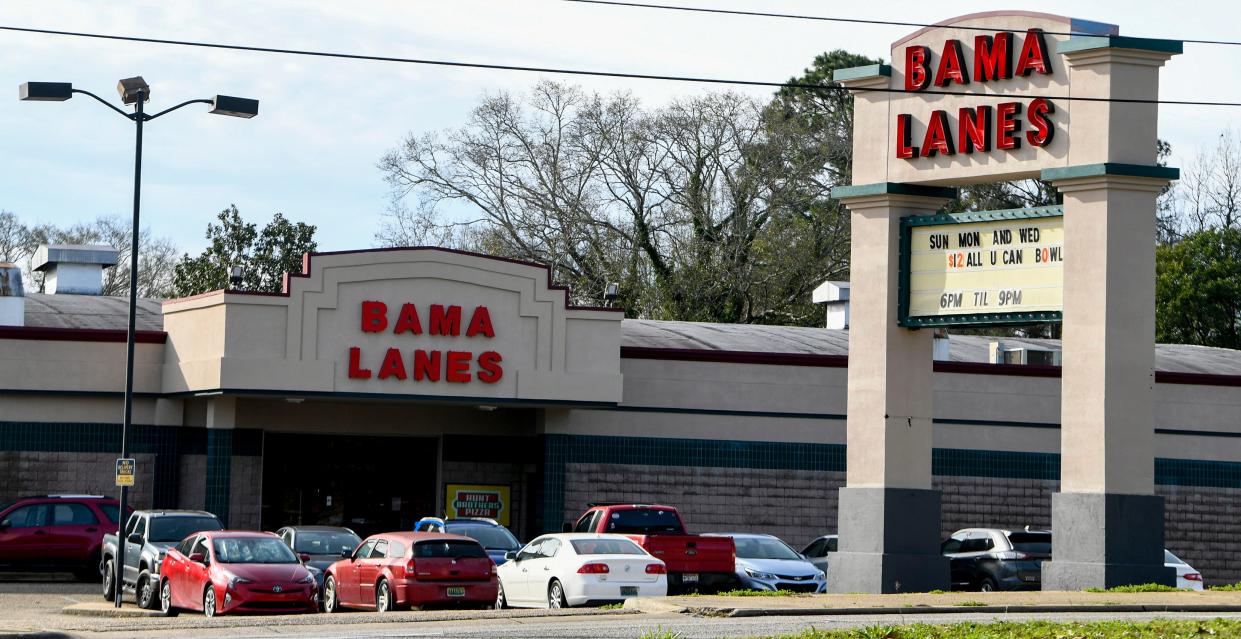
[744,568,778,581]
[227,575,254,590]
[297,573,315,585]
[815,570,826,581]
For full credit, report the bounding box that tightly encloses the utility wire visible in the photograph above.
[2,24,1241,107]
[560,0,1241,47]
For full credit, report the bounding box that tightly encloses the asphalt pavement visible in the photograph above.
[48,611,1241,638]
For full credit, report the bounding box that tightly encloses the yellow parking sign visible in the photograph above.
[115,458,135,487]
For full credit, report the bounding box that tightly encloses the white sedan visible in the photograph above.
[495,533,668,608]
[1166,549,1204,590]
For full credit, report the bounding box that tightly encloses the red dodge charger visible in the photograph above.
[323,531,497,612]
[159,531,317,616]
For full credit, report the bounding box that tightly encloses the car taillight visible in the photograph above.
[1186,573,1203,581]
[491,564,498,575]
[646,563,666,574]
[994,551,1029,560]
[405,558,416,575]
[578,563,610,574]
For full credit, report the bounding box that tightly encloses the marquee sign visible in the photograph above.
[899,206,1063,327]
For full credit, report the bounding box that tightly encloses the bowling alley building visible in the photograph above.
[1,245,1239,583]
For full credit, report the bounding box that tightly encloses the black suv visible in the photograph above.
[941,528,1051,591]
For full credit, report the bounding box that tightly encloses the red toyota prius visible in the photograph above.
[158,531,317,616]
[323,531,497,612]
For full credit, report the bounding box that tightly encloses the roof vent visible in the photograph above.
[0,261,24,326]
[989,341,1061,366]
[33,244,119,296]
[813,281,850,330]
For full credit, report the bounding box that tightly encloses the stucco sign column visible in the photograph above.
[829,12,1181,592]
[829,184,954,593]
[1039,35,1181,590]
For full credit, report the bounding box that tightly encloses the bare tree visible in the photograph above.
[378,80,853,324]
[1170,129,1241,235]
[6,214,177,297]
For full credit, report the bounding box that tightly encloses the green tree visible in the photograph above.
[172,205,316,297]
[1156,227,1241,349]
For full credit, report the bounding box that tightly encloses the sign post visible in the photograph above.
[115,458,135,487]
[829,11,1181,592]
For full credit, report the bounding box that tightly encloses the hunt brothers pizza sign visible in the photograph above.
[346,301,503,384]
[897,29,1055,159]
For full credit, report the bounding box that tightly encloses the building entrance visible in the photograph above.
[261,433,437,538]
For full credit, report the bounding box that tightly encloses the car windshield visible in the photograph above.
[413,540,488,559]
[451,525,520,551]
[734,537,802,560]
[149,516,224,542]
[571,538,647,555]
[213,537,299,564]
[603,509,683,535]
[1007,532,1052,554]
[295,530,361,555]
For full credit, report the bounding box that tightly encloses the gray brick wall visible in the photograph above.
[0,451,155,509]
[229,455,262,530]
[1158,484,1241,587]
[442,461,528,537]
[564,462,843,548]
[935,475,1056,538]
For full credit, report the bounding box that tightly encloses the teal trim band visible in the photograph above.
[832,182,958,200]
[903,311,1063,328]
[902,206,1062,228]
[831,64,892,82]
[1056,35,1183,56]
[604,406,845,421]
[1042,163,1180,182]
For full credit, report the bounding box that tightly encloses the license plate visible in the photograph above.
[681,573,698,583]
[1021,574,1039,582]
[446,586,466,597]
[620,586,638,596]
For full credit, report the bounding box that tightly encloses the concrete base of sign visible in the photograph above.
[826,487,949,593]
[1042,492,1176,590]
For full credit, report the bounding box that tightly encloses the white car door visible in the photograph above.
[505,538,546,605]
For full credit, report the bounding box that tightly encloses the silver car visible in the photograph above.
[707,533,825,593]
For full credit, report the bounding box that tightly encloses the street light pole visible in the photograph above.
[115,86,143,609]
[19,78,258,609]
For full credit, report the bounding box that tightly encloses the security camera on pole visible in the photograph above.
[19,77,258,607]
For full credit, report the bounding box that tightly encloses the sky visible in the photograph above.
[0,0,1239,256]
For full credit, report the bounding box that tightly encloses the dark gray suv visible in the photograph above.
[941,528,1051,591]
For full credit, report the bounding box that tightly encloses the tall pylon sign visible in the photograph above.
[828,11,1181,592]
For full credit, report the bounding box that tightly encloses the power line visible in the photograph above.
[560,0,1241,47]
[2,24,1240,108]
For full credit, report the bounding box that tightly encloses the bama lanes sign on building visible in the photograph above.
[900,206,1063,327]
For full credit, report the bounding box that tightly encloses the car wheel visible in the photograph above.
[548,579,567,609]
[101,559,116,602]
[323,575,339,613]
[979,576,998,593]
[203,586,217,618]
[376,579,394,613]
[137,571,157,610]
[159,579,178,617]
[495,582,508,610]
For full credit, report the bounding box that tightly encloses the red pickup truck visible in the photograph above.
[566,504,736,593]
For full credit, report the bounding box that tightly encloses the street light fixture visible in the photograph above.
[19,77,258,608]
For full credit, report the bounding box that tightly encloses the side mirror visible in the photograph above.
[188,552,206,564]
[127,532,143,545]
[299,553,311,563]
[341,549,353,559]
[504,551,518,561]
[561,522,573,533]
[0,520,10,530]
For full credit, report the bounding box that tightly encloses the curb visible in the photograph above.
[0,634,78,639]
[61,603,169,618]
[713,604,1241,617]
